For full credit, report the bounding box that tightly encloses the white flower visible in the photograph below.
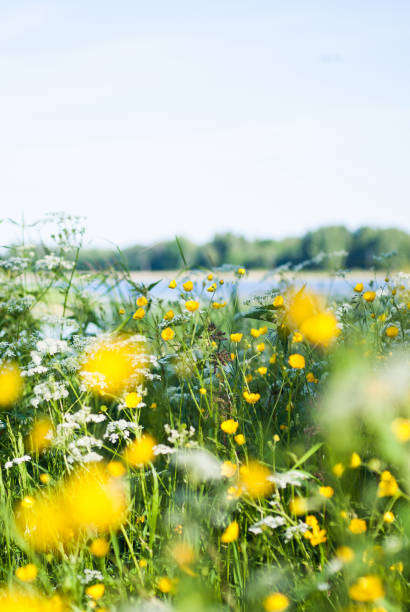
[268,470,311,489]
[4,455,31,469]
[284,522,309,542]
[153,444,176,456]
[172,449,221,482]
[249,515,286,535]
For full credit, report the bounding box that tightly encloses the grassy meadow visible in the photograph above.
[0,218,409,612]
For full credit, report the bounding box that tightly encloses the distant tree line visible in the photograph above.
[76,226,410,271]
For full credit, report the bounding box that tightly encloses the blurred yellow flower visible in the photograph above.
[157,576,178,593]
[0,590,66,611]
[237,268,245,275]
[243,391,260,404]
[256,342,265,352]
[164,309,174,320]
[332,463,345,477]
[230,333,243,342]
[354,282,364,292]
[383,511,394,523]
[133,307,145,320]
[304,515,327,546]
[221,520,239,543]
[182,281,193,291]
[319,486,334,498]
[263,592,290,611]
[0,362,23,408]
[273,295,284,307]
[207,273,213,281]
[199,387,207,395]
[348,575,384,602]
[85,583,105,600]
[251,328,261,338]
[257,366,267,375]
[349,518,367,534]
[207,283,217,292]
[385,325,399,338]
[125,392,142,408]
[350,452,361,468]
[185,300,199,312]
[136,296,148,307]
[377,471,398,497]
[306,372,318,383]
[221,419,239,434]
[15,563,38,583]
[336,546,354,563]
[391,417,410,442]
[220,461,237,478]
[169,280,177,289]
[161,327,175,341]
[239,461,274,498]
[90,538,110,557]
[124,434,156,467]
[300,312,338,347]
[234,434,245,445]
[292,332,303,343]
[269,354,277,364]
[40,473,51,484]
[289,497,307,515]
[363,291,376,302]
[107,461,126,478]
[288,354,305,369]
[27,418,54,454]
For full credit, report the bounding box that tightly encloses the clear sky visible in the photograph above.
[1,1,410,248]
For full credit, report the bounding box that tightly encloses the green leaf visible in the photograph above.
[291,442,323,470]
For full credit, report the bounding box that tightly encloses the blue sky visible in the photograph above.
[1,1,410,247]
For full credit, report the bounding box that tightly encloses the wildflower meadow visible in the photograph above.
[0,215,409,612]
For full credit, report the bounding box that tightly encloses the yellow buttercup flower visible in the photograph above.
[239,461,274,498]
[319,486,334,498]
[27,418,54,454]
[207,283,217,292]
[182,280,193,291]
[185,300,199,312]
[125,392,142,408]
[257,366,267,375]
[221,419,239,434]
[292,332,303,343]
[221,520,239,543]
[90,538,110,557]
[85,583,105,600]
[164,309,174,320]
[269,354,277,364]
[300,312,338,347]
[40,473,51,484]
[383,511,394,523]
[0,362,23,408]
[207,273,213,281]
[333,463,345,477]
[289,497,307,515]
[256,342,265,352]
[306,372,318,383]
[288,353,305,369]
[385,325,399,338]
[199,387,207,395]
[136,296,148,307]
[336,546,354,563]
[377,470,398,497]
[350,452,361,468]
[391,418,410,442]
[304,515,327,546]
[169,280,177,289]
[354,282,364,292]
[124,434,156,467]
[15,563,38,583]
[243,390,261,404]
[363,291,376,302]
[133,307,145,320]
[161,327,175,341]
[348,575,384,602]
[230,333,243,343]
[157,576,178,593]
[220,461,237,478]
[273,295,284,307]
[107,461,126,478]
[263,592,290,611]
[349,518,367,534]
[234,434,245,445]
[237,268,245,276]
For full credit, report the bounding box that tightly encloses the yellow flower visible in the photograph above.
[243,391,261,404]
[15,564,38,583]
[220,419,239,434]
[273,434,280,442]
[363,291,376,302]
[273,295,284,307]
[304,515,327,546]
[390,561,403,572]
[220,461,237,478]
[234,434,245,445]
[289,497,307,515]
[350,452,361,468]
[90,538,110,557]
[40,473,51,484]
[336,546,355,563]
[199,387,207,395]
[85,583,105,600]
[133,307,145,319]
[348,575,384,602]
[332,463,345,477]
[0,362,23,407]
[391,418,410,442]
[157,577,178,593]
[185,300,199,312]
[107,461,126,478]
[27,418,54,454]
[263,592,290,611]
[251,328,261,338]
[212,301,227,309]
[221,520,239,543]
[139,558,147,568]
[182,280,193,291]
[0,590,65,611]
[80,335,147,398]
[119,308,125,315]
[245,374,253,383]
[383,511,394,523]
[239,462,274,498]
[256,342,265,352]
[269,354,277,364]
[125,392,142,408]
[257,366,267,375]
[237,268,245,276]
[306,372,318,383]
[300,312,338,347]
[230,333,243,343]
[207,283,217,292]
[161,327,175,341]
[319,486,334,498]
[354,282,364,292]
[207,273,213,281]
[164,310,174,320]
[124,434,156,467]
[169,280,177,289]
[288,353,305,369]
[377,470,399,497]
[385,325,399,338]
[349,518,367,534]
[136,296,148,307]
[292,332,303,343]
